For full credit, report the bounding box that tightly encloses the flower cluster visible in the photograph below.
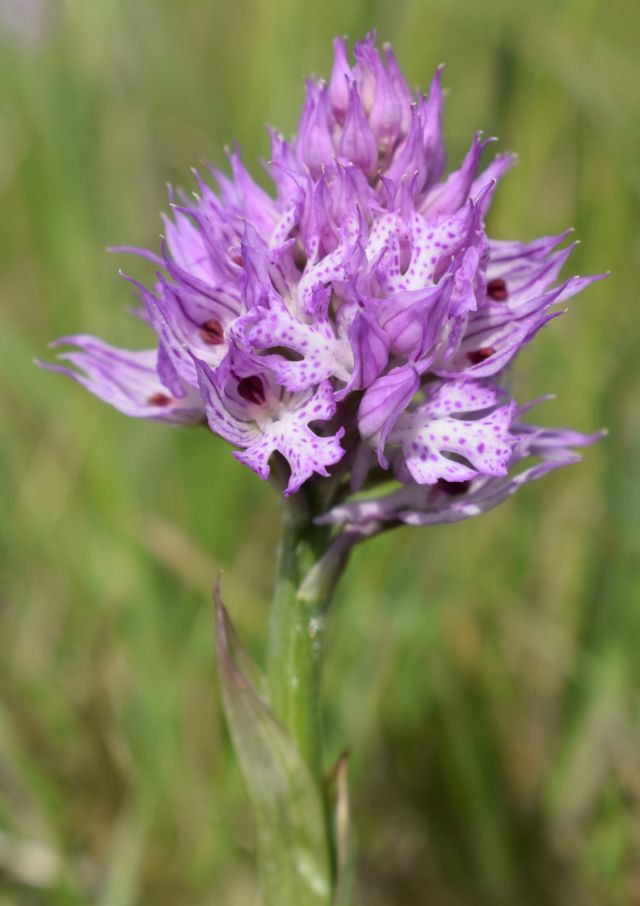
[44,34,603,529]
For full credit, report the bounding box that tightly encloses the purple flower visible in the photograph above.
[194,348,345,495]
[318,400,606,530]
[42,32,605,526]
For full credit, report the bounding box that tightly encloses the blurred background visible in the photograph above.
[1,0,639,902]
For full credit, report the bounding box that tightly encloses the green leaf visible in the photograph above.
[215,580,332,906]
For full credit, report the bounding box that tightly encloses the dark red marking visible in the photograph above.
[237,375,266,405]
[487,277,508,301]
[467,347,496,365]
[199,319,224,345]
[148,392,172,407]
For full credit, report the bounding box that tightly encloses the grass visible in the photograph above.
[1,0,639,902]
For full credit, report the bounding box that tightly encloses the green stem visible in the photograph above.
[264,493,360,903]
[267,499,333,779]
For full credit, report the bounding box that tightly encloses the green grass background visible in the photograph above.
[1,0,639,902]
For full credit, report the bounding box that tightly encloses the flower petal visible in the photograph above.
[235,382,346,494]
[358,364,421,466]
[389,381,515,484]
[41,336,204,423]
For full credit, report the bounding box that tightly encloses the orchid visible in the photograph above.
[42,33,604,906]
[42,34,603,534]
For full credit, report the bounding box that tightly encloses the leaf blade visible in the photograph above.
[215,582,332,906]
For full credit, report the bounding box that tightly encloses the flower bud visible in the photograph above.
[339,82,378,179]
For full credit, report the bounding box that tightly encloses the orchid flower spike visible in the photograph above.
[42,34,605,532]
